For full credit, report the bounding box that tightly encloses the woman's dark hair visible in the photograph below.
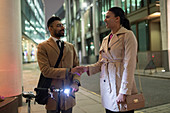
[108,7,131,30]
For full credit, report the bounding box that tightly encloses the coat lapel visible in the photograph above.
[103,35,113,59]
[103,27,129,59]
[47,37,60,54]
[62,42,69,60]
[108,34,119,47]
[47,37,69,59]
[109,27,128,48]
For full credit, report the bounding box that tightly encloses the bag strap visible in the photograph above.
[121,36,143,93]
[54,41,64,68]
[54,41,64,89]
[137,63,143,93]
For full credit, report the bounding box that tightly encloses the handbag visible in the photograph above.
[125,63,145,110]
[121,36,145,110]
[126,94,145,111]
[34,41,64,105]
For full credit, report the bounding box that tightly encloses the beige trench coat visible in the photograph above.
[37,37,80,110]
[88,27,138,112]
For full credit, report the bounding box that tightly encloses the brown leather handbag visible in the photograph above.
[121,36,145,110]
[125,63,145,111]
[126,93,145,111]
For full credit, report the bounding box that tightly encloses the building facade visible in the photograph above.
[55,5,67,41]
[65,0,170,71]
[21,0,46,63]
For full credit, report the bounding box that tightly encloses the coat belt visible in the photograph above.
[100,58,123,93]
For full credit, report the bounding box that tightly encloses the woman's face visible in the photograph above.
[104,11,120,29]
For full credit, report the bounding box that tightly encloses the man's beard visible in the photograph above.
[54,30,64,37]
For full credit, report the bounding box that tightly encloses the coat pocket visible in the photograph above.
[100,77,110,93]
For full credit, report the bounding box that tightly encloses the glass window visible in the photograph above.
[126,0,131,13]
[111,0,114,7]
[22,0,45,44]
[150,0,159,3]
[131,24,136,36]
[121,0,125,12]
[131,0,136,12]
[101,0,107,25]
[34,0,44,19]
[105,0,108,12]
[24,19,30,37]
[86,38,94,56]
[30,26,35,38]
[21,15,25,33]
[137,0,147,9]
[138,21,149,51]
[143,0,147,6]
[137,0,141,9]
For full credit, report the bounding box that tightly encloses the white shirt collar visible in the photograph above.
[51,37,60,42]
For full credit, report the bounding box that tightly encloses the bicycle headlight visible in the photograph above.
[64,88,71,96]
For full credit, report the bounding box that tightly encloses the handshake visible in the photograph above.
[70,66,89,76]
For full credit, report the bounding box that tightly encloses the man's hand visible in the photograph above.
[70,67,83,76]
[70,83,79,93]
[79,66,89,76]
[73,66,89,76]
[70,66,89,76]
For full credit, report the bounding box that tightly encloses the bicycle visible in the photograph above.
[23,86,74,113]
[22,91,35,113]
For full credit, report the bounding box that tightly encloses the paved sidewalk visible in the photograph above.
[18,63,170,113]
[135,69,170,79]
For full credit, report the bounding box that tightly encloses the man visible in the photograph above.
[37,16,82,113]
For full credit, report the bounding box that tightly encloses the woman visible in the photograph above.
[80,7,138,113]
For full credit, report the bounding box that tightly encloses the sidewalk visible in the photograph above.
[18,63,170,113]
[135,68,170,79]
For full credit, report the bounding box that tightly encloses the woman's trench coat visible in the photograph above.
[88,27,138,112]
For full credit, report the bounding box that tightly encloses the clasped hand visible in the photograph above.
[70,66,89,76]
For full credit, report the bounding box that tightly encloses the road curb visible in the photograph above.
[79,87,101,97]
[135,73,170,79]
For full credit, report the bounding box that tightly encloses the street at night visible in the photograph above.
[81,72,170,108]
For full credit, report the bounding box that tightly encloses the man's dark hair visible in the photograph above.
[47,16,61,28]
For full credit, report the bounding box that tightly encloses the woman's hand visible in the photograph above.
[116,93,126,103]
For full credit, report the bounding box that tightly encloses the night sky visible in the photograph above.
[44,0,64,26]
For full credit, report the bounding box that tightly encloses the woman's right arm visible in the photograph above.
[86,53,102,76]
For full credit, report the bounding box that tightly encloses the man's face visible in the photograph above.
[49,20,65,38]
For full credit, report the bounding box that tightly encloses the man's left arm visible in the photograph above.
[71,46,80,92]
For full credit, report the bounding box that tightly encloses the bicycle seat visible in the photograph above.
[22,92,35,99]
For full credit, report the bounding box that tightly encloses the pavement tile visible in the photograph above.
[76,98,99,106]
[73,106,86,113]
[78,88,101,103]
[75,93,89,100]
[78,104,105,113]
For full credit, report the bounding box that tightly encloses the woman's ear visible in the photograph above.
[116,16,120,23]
